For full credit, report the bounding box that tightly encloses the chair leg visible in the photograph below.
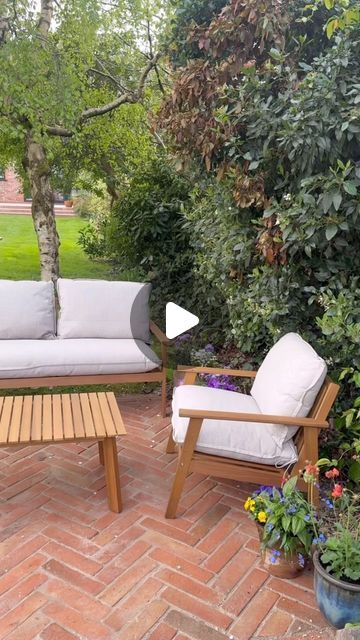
[166,429,177,454]
[294,427,320,505]
[98,440,104,465]
[165,418,203,519]
[161,374,167,418]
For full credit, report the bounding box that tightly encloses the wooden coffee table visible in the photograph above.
[0,391,126,512]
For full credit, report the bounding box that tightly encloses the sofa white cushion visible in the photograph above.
[0,280,55,340]
[251,332,327,445]
[172,385,298,467]
[0,338,160,378]
[57,279,151,342]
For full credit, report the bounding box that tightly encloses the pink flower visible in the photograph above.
[325,468,340,479]
[331,484,343,499]
[305,464,319,478]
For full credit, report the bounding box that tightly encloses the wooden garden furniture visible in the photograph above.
[165,334,340,518]
[0,391,126,512]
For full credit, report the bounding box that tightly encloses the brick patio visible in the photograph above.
[0,393,332,640]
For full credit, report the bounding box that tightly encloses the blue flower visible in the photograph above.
[304,514,311,522]
[298,553,305,568]
[287,506,297,514]
[313,533,327,544]
[325,499,334,510]
[204,343,215,353]
[266,523,274,532]
[269,549,281,564]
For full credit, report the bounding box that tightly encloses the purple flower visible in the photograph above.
[206,375,238,392]
[176,333,192,343]
[204,343,215,353]
[304,514,311,522]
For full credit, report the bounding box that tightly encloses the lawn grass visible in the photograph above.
[0,214,110,279]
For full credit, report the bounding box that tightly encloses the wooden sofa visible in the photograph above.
[0,279,169,417]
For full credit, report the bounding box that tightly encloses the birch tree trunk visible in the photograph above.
[25,136,60,281]
[25,0,59,280]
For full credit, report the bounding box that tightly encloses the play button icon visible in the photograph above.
[166,302,199,340]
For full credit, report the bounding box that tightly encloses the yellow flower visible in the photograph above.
[244,498,253,511]
[258,511,267,523]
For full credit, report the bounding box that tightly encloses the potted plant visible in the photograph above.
[244,477,316,579]
[305,459,360,629]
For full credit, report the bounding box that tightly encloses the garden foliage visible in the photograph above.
[160,0,360,374]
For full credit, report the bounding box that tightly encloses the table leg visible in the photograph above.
[102,437,122,513]
[98,441,104,465]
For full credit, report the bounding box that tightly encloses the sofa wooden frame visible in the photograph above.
[165,366,339,518]
[0,321,169,418]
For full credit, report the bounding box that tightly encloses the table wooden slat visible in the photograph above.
[42,394,53,441]
[80,394,96,438]
[8,395,23,444]
[31,395,42,442]
[70,393,85,439]
[0,397,14,444]
[61,394,74,439]
[97,392,117,437]
[87,393,106,438]
[20,395,33,442]
[52,395,63,441]
[107,392,127,436]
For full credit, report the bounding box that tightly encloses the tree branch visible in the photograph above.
[80,52,160,122]
[46,125,73,137]
[137,52,161,98]
[80,92,136,122]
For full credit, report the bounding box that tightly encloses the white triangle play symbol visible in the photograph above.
[165,302,199,340]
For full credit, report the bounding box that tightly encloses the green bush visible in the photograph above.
[79,153,228,334]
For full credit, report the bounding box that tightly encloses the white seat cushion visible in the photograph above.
[0,339,160,378]
[172,385,298,467]
[0,280,55,340]
[251,333,327,446]
[57,279,151,342]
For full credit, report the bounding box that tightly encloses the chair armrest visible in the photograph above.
[177,366,257,378]
[150,321,171,345]
[178,408,328,429]
[150,321,170,368]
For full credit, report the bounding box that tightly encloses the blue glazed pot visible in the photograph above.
[313,551,360,629]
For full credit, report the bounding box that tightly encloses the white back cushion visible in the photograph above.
[0,280,55,339]
[251,333,327,444]
[57,279,151,341]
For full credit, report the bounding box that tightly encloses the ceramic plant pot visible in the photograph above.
[260,544,307,579]
[313,551,360,629]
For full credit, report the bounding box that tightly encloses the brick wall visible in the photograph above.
[0,168,24,202]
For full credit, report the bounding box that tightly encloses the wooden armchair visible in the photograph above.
[165,347,339,518]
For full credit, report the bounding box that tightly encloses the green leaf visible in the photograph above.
[332,192,342,211]
[325,225,338,241]
[348,461,360,482]
[282,476,297,496]
[324,0,334,9]
[269,48,282,61]
[343,181,358,196]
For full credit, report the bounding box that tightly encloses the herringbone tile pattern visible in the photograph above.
[0,393,331,640]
